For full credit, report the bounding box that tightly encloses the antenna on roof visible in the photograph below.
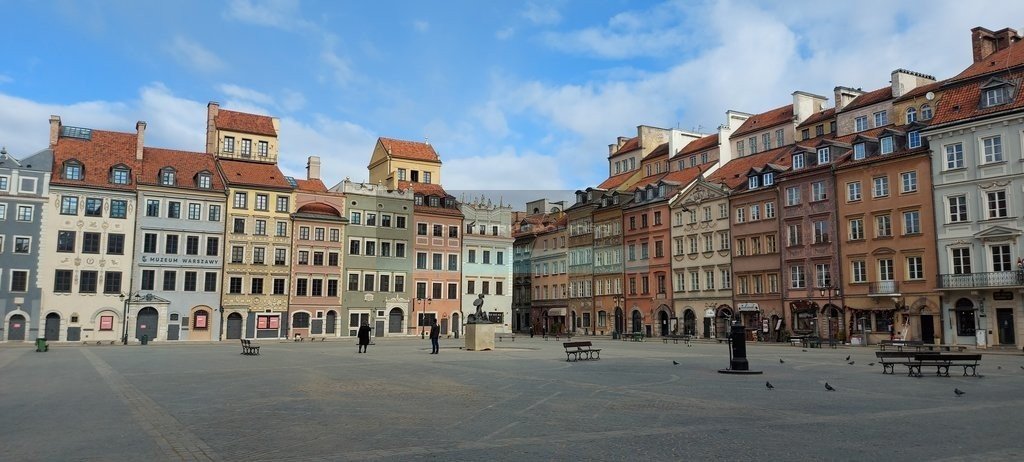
[424,136,430,145]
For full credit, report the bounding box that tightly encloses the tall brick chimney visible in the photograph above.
[48,115,61,148]
[972,26,1021,63]
[306,155,321,180]
[205,101,220,155]
[833,86,864,112]
[135,121,146,160]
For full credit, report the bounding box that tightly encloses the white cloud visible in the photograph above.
[166,36,227,73]
[541,1,694,59]
[495,27,515,40]
[443,148,567,191]
[321,37,355,85]
[218,84,275,106]
[276,115,378,186]
[280,89,307,112]
[223,0,314,31]
[522,1,562,26]
[413,20,430,32]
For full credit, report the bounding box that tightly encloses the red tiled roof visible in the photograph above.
[645,142,669,159]
[678,133,718,155]
[296,202,342,217]
[295,178,327,193]
[597,170,635,189]
[796,108,835,128]
[660,165,704,186]
[217,159,292,189]
[415,204,464,218]
[731,104,793,138]
[629,172,668,190]
[948,37,1024,83]
[930,70,1024,126]
[397,180,449,196]
[839,86,892,113]
[216,109,277,137]
[380,137,441,162]
[51,129,139,191]
[139,147,225,191]
[609,137,639,157]
[707,145,793,189]
[893,81,942,103]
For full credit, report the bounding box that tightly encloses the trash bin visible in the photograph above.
[35,337,49,352]
[141,334,149,345]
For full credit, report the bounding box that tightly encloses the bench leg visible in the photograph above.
[882,363,893,374]
[907,365,921,377]
[963,365,977,377]
[937,365,950,377]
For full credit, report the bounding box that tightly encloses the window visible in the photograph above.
[240,139,252,157]
[880,136,894,155]
[748,176,759,189]
[299,226,310,240]
[903,211,921,235]
[815,264,831,288]
[233,218,245,234]
[204,272,218,292]
[424,171,432,184]
[792,153,804,170]
[416,252,427,269]
[0,203,5,220]
[233,192,247,209]
[223,136,235,153]
[945,143,964,169]
[54,270,73,293]
[82,232,101,254]
[16,205,32,221]
[84,198,103,217]
[251,277,264,294]
[853,143,866,160]
[735,207,745,224]
[9,270,27,292]
[873,110,888,127]
[878,259,894,282]
[875,215,892,237]
[165,235,179,254]
[254,194,268,211]
[948,195,968,223]
[327,279,339,296]
[167,201,181,219]
[57,231,76,252]
[60,196,78,215]
[811,181,827,201]
[432,224,442,237]
[790,266,805,288]
[750,204,760,221]
[872,177,889,198]
[847,182,862,202]
[815,124,824,137]
[817,147,830,164]
[109,167,130,185]
[141,270,156,291]
[951,247,972,274]
[79,270,98,293]
[273,279,286,295]
[208,205,221,222]
[197,173,212,189]
[396,243,406,258]
[275,248,287,265]
[749,136,757,154]
[982,136,1003,163]
[737,140,744,156]
[160,168,176,186]
[908,131,921,149]
[107,234,125,255]
[851,261,867,283]
[776,129,785,147]
[107,199,126,219]
[14,236,30,254]
[276,221,287,237]
[983,87,1008,107]
[854,116,868,132]
[64,162,83,180]
[763,172,774,186]
[159,270,176,291]
[991,245,1013,271]
[849,218,864,241]
[787,224,801,246]
[921,104,933,120]
[785,186,801,206]
[188,203,202,220]
[207,237,219,256]
[231,246,244,263]
[763,133,771,150]
[103,271,122,294]
[296,279,308,296]
[906,107,917,123]
[143,233,157,253]
[907,256,924,280]
[900,171,918,193]
[987,190,1008,219]
[813,221,829,243]
[258,141,268,157]
[801,128,810,140]
[298,251,310,265]
[253,247,266,265]
[448,254,458,271]
[275,196,289,213]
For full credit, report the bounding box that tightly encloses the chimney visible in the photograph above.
[792,91,828,125]
[205,101,220,155]
[890,69,936,98]
[833,86,864,112]
[306,155,321,180]
[972,26,1020,63]
[135,121,146,160]
[48,115,61,148]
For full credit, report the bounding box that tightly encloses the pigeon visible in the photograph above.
[766,381,774,390]
[672,361,679,365]
[998,366,1002,370]
[825,382,836,391]
[868,362,875,366]
[779,358,785,364]
[1019,365,1023,370]
[848,361,855,365]
[845,355,851,361]
[802,349,808,352]
[954,388,965,397]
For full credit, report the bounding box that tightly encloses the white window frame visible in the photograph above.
[847,182,862,202]
[982,135,1003,163]
[900,171,918,193]
[945,143,964,169]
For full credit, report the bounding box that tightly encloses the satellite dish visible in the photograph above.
[925,91,935,101]
[819,102,826,111]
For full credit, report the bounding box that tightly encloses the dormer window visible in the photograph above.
[853,143,866,160]
[880,136,894,155]
[983,87,1009,107]
[658,185,666,198]
[64,161,83,180]
[920,104,932,120]
[906,107,917,123]
[159,167,176,186]
[110,166,130,185]
[792,153,805,170]
[197,172,212,189]
[763,172,774,186]
[429,196,439,207]
[908,131,921,149]
[646,188,654,200]
[817,147,831,165]
[414,195,424,206]
[748,176,760,189]
[634,191,642,202]
[577,192,586,203]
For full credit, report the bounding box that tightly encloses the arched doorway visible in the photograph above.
[136,307,158,341]
[326,310,337,335]
[824,304,842,341]
[683,310,696,336]
[452,312,460,337]
[45,313,61,341]
[716,307,733,338]
[631,310,642,333]
[8,314,27,341]
[226,312,243,339]
[388,308,403,334]
[659,310,669,336]
[614,307,624,334]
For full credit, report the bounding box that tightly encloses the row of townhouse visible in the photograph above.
[511,26,1024,350]
[1,104,515,343]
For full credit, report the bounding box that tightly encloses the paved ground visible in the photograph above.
[2,337,1023,461]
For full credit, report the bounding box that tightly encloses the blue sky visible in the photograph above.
[2,0,1024,206]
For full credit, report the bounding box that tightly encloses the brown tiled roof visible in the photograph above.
[296,202,342,217]
[893,81,942,103]
[678,133,718,155]
[216,109,277,137]
[597,170,635,189]
[380,137,441,162]
[731,104,793,138]
[139,147,225,191]
[660,165,705,186]
[217,159,292,189]
[839,86,892,113]
[51,129,139,191]
[930,70,1024,126]
[295,178,327,192]
[397,180,450,197]
[948,38,1024,84]
[629,172,668,190]
[609,136,639,157]
[796,108,835,128]
[707,145,793,189]
[415,204,464,218]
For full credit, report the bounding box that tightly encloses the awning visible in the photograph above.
[547,308,567,316]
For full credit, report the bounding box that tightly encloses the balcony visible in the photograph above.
[868,281,900,296]
[938,271,1024,289]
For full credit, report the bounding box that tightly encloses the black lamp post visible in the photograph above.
[612,295,622,335]
[417,298,432,338]
[119,292,141,345]
[820,285,840,345]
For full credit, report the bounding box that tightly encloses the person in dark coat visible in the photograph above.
[357,323,371,353]
[429,319,440,354]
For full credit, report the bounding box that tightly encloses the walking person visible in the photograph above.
[357,322,371,353]
[429,319,440,354]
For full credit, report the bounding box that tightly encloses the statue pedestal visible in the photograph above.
[464,323,496,351]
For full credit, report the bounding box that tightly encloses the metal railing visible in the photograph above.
[868,281,899,295]
[938,271,1024,289]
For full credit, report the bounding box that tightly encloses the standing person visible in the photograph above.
[429,319,440,354]
[357,322,371,353]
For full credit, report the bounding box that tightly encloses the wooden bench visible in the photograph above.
[620,332,644,342]
[563,341,601,361]
[875,351,919,374]
[240,339,261,355]
[497,334,516,342]
[662,334,691,345]
[878,340,924,352]
[802,336,822,348]
[908,353,982,377]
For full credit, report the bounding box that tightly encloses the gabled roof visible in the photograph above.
[796,108,836,128]
[139,147,225,191]
[974,224,1023,240]
[678,133,718,155]
[596,170,636,189]
[294,178,327,193]
[51,129,139,191]
[707,145,793,189]
[609,136,640,157]
[839,86,892,113]
[217,159,292,190]
[659,165,705,187]
[216,109,277,137]
[929,70,1024,126]
[731,104,793,138]
[380,137,441,163]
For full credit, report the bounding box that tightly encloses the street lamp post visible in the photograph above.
[416,298,432,338]
[612,295,622,336]
[820,286,840,347]
[119,292,141,345]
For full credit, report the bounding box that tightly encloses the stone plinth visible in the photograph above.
[464,323,496,351]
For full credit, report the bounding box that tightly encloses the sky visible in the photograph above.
[2,0,1023,208]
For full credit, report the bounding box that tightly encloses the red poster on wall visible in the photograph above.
[195,314,208,329]
[100,316,113,330]
[257,316,268,329]
[268,316,279,329]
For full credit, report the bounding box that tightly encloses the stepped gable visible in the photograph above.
[216,109,277,137]
[707,145,793,189]
[139,147,224,191]
[217,159,292,189]
[380,137,441,162]
[731,104,792,139]
[51,129,139,191]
